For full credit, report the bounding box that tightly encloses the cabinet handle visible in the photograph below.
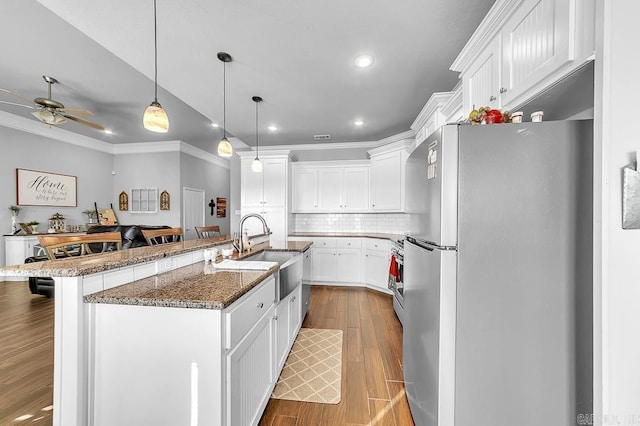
[257,302,264,308]
[500,87,508,94]
[489,95,496,102]
[273,315,278,320]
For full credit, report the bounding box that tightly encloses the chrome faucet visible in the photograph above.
[237,213,271,252]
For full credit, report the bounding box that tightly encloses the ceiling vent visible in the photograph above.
[313,134,331,140]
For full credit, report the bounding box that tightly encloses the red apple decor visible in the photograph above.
[484,109,503,124]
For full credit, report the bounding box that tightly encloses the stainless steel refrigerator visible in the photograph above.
[403,121,593,426]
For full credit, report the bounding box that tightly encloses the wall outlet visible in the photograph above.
[157,259,172,273]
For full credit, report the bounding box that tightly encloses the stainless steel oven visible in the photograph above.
[389,239,405,326]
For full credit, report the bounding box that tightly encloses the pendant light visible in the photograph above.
[251,96,263,173]
[217,52,233,157]
[143,0,169,133]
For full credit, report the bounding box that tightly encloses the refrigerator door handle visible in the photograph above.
[407,236,456,251]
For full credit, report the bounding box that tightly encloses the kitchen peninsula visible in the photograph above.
[0,237,312,426]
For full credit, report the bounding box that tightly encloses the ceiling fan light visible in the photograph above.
[143,101,169,133]
[32,109,67,125]
[251,158,263,173]
[217,137,233,158]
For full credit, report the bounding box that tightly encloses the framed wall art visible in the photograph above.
[16,168,77,207]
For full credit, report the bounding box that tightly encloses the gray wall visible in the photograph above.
[180,153,231,235]
[112,151,182,227]
[1,126,113,266]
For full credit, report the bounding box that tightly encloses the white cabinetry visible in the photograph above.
[368,141,411,212]
[452,0,595,113]
[291,162,369,213]
[5,235,47,280]
[240,152,290,243]
[274,285,302,371]
[292,168,318,212]
[311,247,337,282]
[364,239,391,294]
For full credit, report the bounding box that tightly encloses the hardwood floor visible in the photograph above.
[0,282,413,426]
[260,286,414,426]
[0,281,54,425]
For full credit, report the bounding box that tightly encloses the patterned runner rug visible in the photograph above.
[271,328,343,404]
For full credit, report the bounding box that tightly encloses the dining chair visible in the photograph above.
[38,231,123,259]
[195,225,221,239]
[141,227,183,245]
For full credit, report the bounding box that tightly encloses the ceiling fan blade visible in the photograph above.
[0,100,35,109]
[0,87,35,104]
[58,108,94,116]
[59,113,105,131]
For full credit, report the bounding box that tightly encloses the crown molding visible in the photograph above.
[450,0,520,73]
[441,83,464,119]
[291,159,370,168]
[367,138,414,157]
[236,149,292,159]
[112,140,230,169]
[258,140,380,152]
[0,110,113,153]
[411,92,454,131]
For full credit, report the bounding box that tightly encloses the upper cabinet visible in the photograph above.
[241,156,288,208]
[368,140,412,212]
[292,162,369,213]
[452,0,595,113]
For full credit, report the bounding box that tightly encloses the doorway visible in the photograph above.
[182,187,205,240]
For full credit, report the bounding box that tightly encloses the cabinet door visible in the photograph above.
[370,152,403,211]
[311,248,337,282]
[274,296,291,371]
[500,0,573,107]
[262,207,287,244]
[464,36,500,112]
[302,249,312,284]
[241,159,265,207]
[289,285,302,340]
[292,168,318,212]
[365,250,391,292]
[343,167,369,212]
[336,249,362,283]
[226,308,274,426]
[317,168,343,211]
[262,158,287,207]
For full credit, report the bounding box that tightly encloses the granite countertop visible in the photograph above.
[85,262,279,310]
[289,232,404,242]
[84,240,312,310]
[0,236,235,277]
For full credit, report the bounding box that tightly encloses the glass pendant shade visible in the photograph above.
[251,158,263,172]
[143,101,169,133]
[217,137,233,158]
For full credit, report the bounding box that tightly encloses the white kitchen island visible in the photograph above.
[0,237,311,426]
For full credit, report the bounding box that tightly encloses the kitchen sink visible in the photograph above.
[240,250,303,300]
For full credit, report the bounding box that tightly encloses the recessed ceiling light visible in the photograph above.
[211,123,219,128]
[353,120,365,126]
[103,129,113,135]
[354,54,374,68]
[268,125,278,132]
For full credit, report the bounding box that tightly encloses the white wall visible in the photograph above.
[180,153,231,235]
[0,125,113,266]
[594,0,640,419]
[112,151,182,226]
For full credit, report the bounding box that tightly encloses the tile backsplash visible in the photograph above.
[294,213,409,234]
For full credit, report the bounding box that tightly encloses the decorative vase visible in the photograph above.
[10,214,18,233]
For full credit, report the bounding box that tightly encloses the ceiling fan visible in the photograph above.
[0,75,104,131]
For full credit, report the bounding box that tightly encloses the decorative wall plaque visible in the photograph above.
[160,190,170,210]
[16,168,77,207]
[216,197,227,218]
[119,191,129,211]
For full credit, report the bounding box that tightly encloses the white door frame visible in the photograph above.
[182,187,205,240]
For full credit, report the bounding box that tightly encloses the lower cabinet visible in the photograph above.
[311,247,337,282]
[275,285,302,371]
[226,306,275,426]
[364,248,390,292]
[90,275,302,426]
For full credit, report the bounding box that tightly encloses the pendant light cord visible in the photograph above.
[153,0,158,102]
[223,60,226,139]
[255,100,259,159]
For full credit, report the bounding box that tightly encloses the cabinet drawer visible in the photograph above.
[336,238,362,249]
[365,238,389,252]
[225,276,276,349]
[311,238,337,248]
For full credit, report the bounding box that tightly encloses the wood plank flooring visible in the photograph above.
[0,282,413,426]
[260,286,414,426]
[0,281,54,425]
